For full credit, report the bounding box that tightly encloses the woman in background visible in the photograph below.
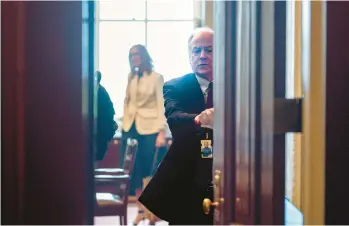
[120,44,167,224]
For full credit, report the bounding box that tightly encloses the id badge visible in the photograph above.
[201,132,213,158]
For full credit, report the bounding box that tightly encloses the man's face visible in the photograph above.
[129,47,142,68]
[189,31,213,81]
[204,142,208,147]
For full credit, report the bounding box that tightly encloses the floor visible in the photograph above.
[94,204,168,226]
[95,199,302,225]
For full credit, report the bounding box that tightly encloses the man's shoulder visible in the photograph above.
[98,85,111,98]
[98,85,114,108]
[98,85,108,97]
[164,73,195,88]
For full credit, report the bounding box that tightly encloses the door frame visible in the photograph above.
[212,1,237,225]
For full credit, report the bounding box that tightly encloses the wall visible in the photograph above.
[301,1,326,224]
[204,0,214,28]
[193,0,213,28]
[291,1,303,210]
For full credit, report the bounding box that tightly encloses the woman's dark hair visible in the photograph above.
[128,44,153,73]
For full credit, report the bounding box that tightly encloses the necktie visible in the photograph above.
[206,81,213,108]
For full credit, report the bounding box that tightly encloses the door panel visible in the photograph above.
[213,1,236,224]
[213,1,288,225]
[260,1,287,224]
[1,2,26,223]
[325,2,349,224]
[235,1,257,224]
[1,1,95,224]
[22,2,95,224]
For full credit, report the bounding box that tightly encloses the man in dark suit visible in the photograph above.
[139,27,214,225]
[95,71,118,161]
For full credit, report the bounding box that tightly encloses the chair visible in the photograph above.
[95,139,124,175]
[95,138,172,175]
[95,138,138,225]
[95,138,121,170]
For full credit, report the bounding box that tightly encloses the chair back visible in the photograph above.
[122,138,138,175]
[118,138,138,202]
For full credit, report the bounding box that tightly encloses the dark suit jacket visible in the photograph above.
[96,85,117,161]
[138,73,213,225]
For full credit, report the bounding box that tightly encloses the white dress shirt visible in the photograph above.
[195,75,210,93]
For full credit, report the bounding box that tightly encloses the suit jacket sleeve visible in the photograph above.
[163,82,202,137]
[155,74,167,132]
[123,74,132,118]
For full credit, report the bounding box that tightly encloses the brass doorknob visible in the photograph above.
[202,198,219,215]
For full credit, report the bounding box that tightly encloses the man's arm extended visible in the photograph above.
[163,82,202,137]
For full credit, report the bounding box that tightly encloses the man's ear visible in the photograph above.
[95,71,102,84]
[95,75,100,85]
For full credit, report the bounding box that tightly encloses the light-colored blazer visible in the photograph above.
[123,71,167,135]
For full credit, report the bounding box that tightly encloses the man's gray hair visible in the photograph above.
[188,27,214,54]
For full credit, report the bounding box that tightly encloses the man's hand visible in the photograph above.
[194,108,214,128]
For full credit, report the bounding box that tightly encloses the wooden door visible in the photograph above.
[212,1,236,225]
[2,1,95,224]
[213,1,297,225]
[259,1,288,224]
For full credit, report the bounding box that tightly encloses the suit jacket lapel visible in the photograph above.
[186,73,206,111]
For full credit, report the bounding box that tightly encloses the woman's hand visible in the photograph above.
[155,131,166,148]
